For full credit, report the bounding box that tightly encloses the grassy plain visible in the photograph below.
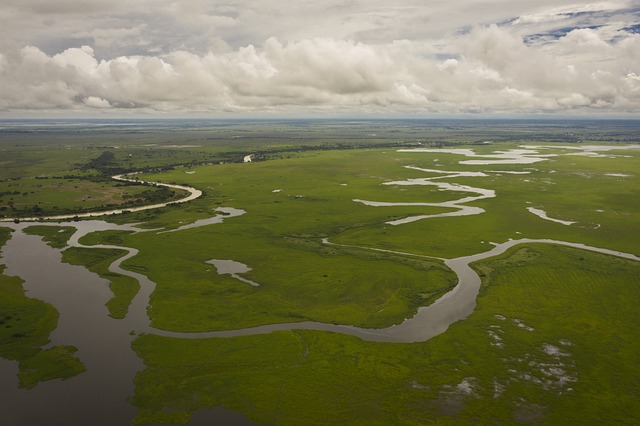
[121,137,639,424]
[132,245,640,425]
[331,146,640,257]
[23,225,76,248]
[1,119,639,424]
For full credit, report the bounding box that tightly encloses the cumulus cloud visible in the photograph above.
[0,1,638,115]
[84,96,111,108]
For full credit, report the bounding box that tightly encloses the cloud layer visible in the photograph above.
[1,1,638,115]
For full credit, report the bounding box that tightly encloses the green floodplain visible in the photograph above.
[1,119,639,425]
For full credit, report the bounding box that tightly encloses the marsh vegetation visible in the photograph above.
[0,119,639,425]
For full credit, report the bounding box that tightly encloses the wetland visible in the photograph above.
[1,119,639,425]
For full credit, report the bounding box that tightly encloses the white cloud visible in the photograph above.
[557,28,612,56]
[558,92,592,108]
[84,96,111,108]
[51,46,99,74]
[0,1,638,115]
[511,1,625,25]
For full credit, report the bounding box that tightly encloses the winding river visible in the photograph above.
[5,219,638,345]
[1,215,638,425]
[1,147,639,424]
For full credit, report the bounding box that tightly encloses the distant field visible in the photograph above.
[0,176,190,218]
[1,119,639,424]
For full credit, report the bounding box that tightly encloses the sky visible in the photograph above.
[1,0,639,117]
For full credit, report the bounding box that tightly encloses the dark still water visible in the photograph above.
[0,228,141,425]
[0,224,258,426]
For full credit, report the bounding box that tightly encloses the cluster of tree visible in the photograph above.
[132,187,177,204]
[79,150,132,176]
[0,203,44,215]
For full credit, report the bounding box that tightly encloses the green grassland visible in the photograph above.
[0,228,85,389]
[110,141,639,424]
[119,141,639,424]
[81,149,471,331]
[123,144,640,260]
[132,244,640,425]
[1,120,639,424]
[98,222,454,331]
[332,147,639,257]
[23,225,76,249]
